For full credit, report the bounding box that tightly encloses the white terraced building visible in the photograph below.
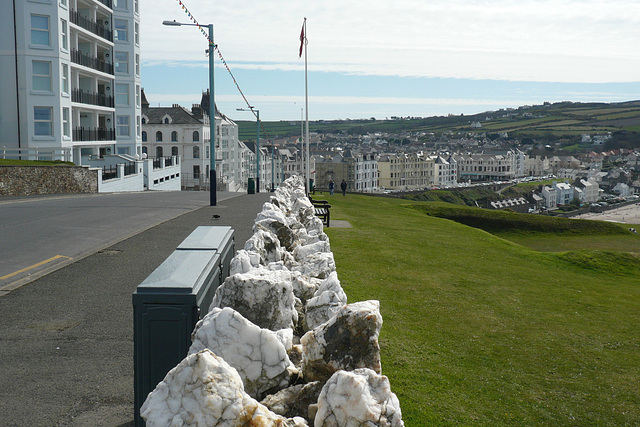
[0,0,142,162]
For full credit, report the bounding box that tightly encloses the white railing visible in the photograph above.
[1,147,73,162]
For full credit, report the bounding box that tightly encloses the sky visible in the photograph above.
[140,0,640,122]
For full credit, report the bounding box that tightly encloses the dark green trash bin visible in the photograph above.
[248,178,255,194]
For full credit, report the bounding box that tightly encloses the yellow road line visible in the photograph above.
[0,255,72,280]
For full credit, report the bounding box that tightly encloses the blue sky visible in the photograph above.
[140,0,640,121]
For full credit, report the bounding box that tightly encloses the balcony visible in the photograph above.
[96,0,113,9]
[70,9,113,42]
[71,49,114,75]
[72,88,114,108]
[73,127,116,142]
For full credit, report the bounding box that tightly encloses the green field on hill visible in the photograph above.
[324,194,640,425]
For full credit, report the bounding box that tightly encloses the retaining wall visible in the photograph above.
[0,166,98,196]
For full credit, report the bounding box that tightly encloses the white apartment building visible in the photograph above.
[313,150,376,192]
[0,0,141,162]
[454,149,524,182]
[433,155,457,187]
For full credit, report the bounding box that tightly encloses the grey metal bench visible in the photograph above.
[310,197,331,227]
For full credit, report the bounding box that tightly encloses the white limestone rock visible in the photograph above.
[315,368,404,427]
[229,249,261,276]
[261,381,324,423]
[289,252,336,280]
[305,291,346,331]
[301,300,383,382]
[291,271,321,303]
[293,240,331,262]
[189,307,295,399]
[211,266,298,331]
[313,272,347,305]
[244,229,285,264]
[140,349,296,426]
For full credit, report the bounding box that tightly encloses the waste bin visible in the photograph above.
[248,177,255,194]
[133,226,234,426]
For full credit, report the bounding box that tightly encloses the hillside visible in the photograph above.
[237,100,640,141]
[324,194,640,425]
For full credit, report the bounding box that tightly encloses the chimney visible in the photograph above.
[172,103,180,109]
[192,104,202,119]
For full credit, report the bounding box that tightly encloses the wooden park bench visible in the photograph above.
[309,197,331,227]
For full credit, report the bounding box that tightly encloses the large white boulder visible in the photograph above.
[211,266,298,331]
[301,300,383,382]
[315,368,404,427]
[189,307,296,399]
[140,349,304,426]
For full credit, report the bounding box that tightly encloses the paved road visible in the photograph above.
[0,191,271,426]
[0,191,241,295]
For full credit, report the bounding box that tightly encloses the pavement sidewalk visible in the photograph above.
[0,192,271,426]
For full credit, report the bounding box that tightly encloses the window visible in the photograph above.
[62,108,70,137]
[61,63,69,94]
[142,131,147,142]
[136,116,141,137]
[171,131,177,142]
[142,146,147,155]
[135,54,140,76]
[31,15,50,46]
[155,131,162,142]
[114,0,128,11]
[116,115,130,136]
[115,83,129,105]
[114,51,128,74]
[193,146,200,159]
[134,22,139,45]
[141,117,146,124]
[114,19,128,42]
[163,117,170,124]
[193,165,200,179]
[192,131,199,141]
[136,85,140,106]
[32,61,51,91]
[156,146,163,157]
[171,146,178,156]
[206,146,209,159]
[134,0,138,13]
[34,107,53,136]
[60,19,68,50]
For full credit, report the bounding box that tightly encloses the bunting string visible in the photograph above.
[174,0,276,148]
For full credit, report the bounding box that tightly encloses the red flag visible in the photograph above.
[299,21,305,57]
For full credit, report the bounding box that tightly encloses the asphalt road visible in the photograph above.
[0,191,239,294]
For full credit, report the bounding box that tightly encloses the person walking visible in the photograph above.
[340,179,347,196]
[329,179,335,195]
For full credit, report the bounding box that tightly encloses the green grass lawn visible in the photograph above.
[324,195,640,425]
[0,159,74,166]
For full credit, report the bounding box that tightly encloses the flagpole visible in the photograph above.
[303,18,310,194]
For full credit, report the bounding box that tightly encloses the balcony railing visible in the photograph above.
[73,127,116,142]
[71,48,114,75]
[72,88,114,108]
[70,9,113,42]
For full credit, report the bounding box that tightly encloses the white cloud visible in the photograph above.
[142,0,640,83]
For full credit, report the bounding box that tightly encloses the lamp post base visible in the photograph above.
[256,178,260,193]
[210,170,217,206]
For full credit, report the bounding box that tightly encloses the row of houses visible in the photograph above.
[539,179,600,209]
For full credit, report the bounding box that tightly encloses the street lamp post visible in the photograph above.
[236,107,259,192]
[163,20,216,206]
[271,144,275,191]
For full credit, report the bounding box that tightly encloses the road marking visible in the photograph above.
[0,255,72,281]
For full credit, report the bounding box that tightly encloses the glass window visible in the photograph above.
[193,165,200,179]
[32,61,51,91]
[193,146,200,159]
[114,0,128,11]
[114,51,128,74]
[115,83,129,105]
[142,131,147,142]
[155,131,162,142]
[114,19,128,42]
[60,19,68,50]
[134,0,138,13]
[62,108,70,137]
[135,54,140,76]
[136,116,141,137]
[31,15,50,46]
[61,63,69,94]
[60,0,67,6]
[134,22,139,45]
[171,146,178,156]
[192,131,199,141]
[136,85,140,106]
[163,117,169,124]
[171,131,177,142]
[116,115,130,136]
[156,146,163,157]
[34,107,53,136]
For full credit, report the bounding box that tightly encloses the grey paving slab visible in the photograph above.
[0,192,271,426]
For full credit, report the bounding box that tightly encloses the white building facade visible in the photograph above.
[0,0,141,163]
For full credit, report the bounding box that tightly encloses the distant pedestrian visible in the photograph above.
[340,179,347,196]
[329,179,335,195]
